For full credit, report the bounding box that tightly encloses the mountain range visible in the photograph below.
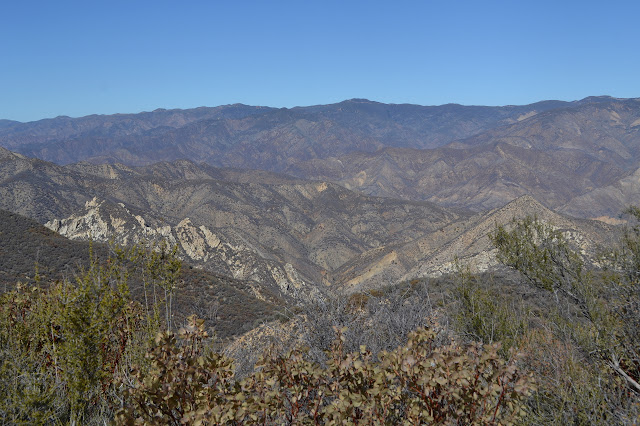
[0,145,616,301]
[2,96,639,220]
[0,96,637,304]
[0,147,461,297]
[1,96,638,424]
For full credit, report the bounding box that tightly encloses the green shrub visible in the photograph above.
[0,243,183,424]
[490,213,640,422]
[453,266,530,357]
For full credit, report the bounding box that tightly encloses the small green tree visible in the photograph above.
[142,241,181,332]
[603,207,640,394]
[453,264,530,357]
[0,242,182,423]
[490,213,640,422]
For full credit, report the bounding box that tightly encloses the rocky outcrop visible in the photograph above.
[404,196,614,279]
[3,144,621,298]
[46,198,319,301]
[43,192,619,299]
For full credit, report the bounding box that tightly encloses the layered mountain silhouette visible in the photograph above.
[287,97,640,217]
[0,146,615,296]
[0,96,637,297]
[2,96,638,220]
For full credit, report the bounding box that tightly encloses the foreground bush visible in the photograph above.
[0,265,143,423]
[0,243,179,424]
[118,317,533,425]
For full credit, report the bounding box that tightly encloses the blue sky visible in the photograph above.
[2,0,639,122]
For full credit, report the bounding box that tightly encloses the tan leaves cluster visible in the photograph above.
[119,320,533,425]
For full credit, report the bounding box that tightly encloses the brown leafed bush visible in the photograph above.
[118,318,534,425]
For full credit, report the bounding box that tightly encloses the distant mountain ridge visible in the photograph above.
[0,98,574,167]
[286,97,640,217]
[1,96,639,219]
[0,104,273,150]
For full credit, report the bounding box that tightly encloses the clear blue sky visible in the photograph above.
[2,0,639,122]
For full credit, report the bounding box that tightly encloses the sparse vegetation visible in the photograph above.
[487,213,640,423]
[0,240,534,424]
[0,245,148,423]
[2,207,640,423]
[0,241,278,423]
[117,317,533,425]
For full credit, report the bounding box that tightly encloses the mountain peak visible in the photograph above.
[576,95,620,104]
[497,195,551,215]
[344,98,375,103]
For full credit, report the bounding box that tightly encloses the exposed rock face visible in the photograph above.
[46,198,173,245]
[405,196,616,278]
[46,198,319,301]
[0,150,469,294]
[0,206,285,338]
[1,147,622,298]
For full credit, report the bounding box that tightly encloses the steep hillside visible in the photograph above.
[0,208,94,286]
[46,197,319,302]
[0,208,283,338]
[287,97,640,214]
[0,149,466,297]
[330,196,616,294]
[559,166,640,220]
[287,142,625,212]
